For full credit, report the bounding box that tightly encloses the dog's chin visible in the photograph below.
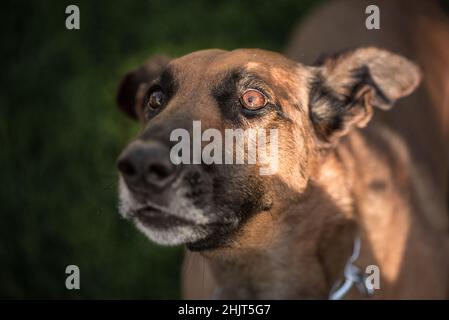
[129,211,236,250]
[134,219,212,246]
[128,211,237,250]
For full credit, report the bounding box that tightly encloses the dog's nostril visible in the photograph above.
[117,159,137,177]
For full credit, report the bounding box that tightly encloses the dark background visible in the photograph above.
[0,0,323,298]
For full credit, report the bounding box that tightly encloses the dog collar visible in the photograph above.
[328,237,374,300]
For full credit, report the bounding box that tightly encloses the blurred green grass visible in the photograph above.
[0,0,320,298]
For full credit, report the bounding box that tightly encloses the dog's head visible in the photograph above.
[116,48,420,251]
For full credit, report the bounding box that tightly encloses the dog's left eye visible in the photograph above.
[240,89,267,110]
[147,89,166,110]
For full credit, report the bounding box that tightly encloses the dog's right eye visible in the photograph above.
[240,89,267,111]
[146,89,166,110]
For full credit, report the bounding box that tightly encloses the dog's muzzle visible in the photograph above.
[116,138,231,247]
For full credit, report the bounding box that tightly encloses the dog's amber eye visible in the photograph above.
[240,89,267,110]
[147,90,166,109]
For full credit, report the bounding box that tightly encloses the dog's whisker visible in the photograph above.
[135,201,176,215]
[202,255,205,299]
[268,209,276,246]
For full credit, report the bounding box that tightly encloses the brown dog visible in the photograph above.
[116,0,449,299]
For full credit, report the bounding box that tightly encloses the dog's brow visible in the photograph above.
[240,72,270,90]
[156,66,178,93]
[212,68,241,98]
[218,67,244,84]
[216,68,269,92]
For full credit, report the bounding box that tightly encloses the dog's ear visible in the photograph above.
[308,47,421,144]
[116,55,171,120]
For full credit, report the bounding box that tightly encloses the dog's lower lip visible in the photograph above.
[134,207,192,229]
[133,207,229,229]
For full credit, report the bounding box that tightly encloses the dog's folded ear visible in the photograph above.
[116,55,171,120]
[308,47,421,144]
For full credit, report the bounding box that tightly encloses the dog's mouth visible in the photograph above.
[133,206,194,229]
[122,168,218,227]
[118,169,241,248]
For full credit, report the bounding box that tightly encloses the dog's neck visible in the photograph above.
[203,146,360,299]
[201,125,445,299]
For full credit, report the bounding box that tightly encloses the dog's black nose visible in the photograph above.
[117,140,176,189]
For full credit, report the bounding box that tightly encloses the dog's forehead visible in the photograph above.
[169,48,301,80]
